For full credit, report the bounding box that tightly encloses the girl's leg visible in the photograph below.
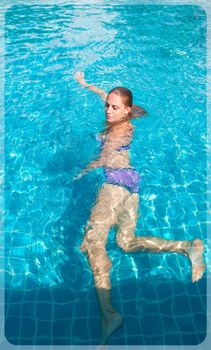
[80,184,130,343]
[85,242,124,345]
[116,193,205,282]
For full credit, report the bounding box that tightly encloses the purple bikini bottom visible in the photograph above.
[104,167,141,193]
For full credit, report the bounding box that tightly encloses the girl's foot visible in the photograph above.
[187,239,205,282]
[100,312,124,345]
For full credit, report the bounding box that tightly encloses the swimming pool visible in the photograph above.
[4,2,207,346]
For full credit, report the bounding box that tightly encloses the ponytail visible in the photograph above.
[131,104,147,119]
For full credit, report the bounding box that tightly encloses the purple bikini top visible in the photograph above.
[96,134,131,152]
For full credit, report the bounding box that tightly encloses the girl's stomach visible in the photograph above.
[104,150,132,169]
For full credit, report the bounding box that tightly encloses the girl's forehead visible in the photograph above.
[106,93,123,105]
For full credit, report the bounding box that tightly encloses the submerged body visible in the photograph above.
[74,71,205,345]
[97,129,141,193]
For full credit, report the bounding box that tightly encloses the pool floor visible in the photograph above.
[5,277,206,345]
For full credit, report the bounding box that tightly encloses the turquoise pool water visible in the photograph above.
[4,4,207,346]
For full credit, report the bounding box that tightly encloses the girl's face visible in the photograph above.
[105,92,131,124]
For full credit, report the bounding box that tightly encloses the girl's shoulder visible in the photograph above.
[100,121,134,141]
[113,121,134,135]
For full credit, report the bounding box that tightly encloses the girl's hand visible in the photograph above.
[74,72,107,101]
[73,173,83,181]
[73,160,100,181]
[73,167,89,181]
[73,171,85,181]
[74,71,87,87]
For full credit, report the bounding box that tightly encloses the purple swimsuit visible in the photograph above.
[104,167,140,193]
[97,134,140,193]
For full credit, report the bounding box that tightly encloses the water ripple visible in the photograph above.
[4,4,207,289]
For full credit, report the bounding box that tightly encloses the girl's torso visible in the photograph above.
[98,121,134,168]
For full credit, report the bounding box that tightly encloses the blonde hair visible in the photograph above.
[108,87,147,119]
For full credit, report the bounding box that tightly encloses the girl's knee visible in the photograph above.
[116,234,134,252]
[80,237,99,255]
[82,227,107,247]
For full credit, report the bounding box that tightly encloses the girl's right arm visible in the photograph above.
[74,71,107,102]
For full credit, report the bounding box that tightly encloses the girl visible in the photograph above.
[74,71,205,345]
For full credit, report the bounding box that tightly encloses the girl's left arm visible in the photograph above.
[74,158,103,180]
[74,127,132,180]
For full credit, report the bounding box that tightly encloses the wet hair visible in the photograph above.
[108,86,133,107]
[108,86,147,119]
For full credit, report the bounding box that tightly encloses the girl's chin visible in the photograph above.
[107,117,126,124]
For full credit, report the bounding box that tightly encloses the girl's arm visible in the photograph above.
[74,71,107,102]
[74,126,133,180]
[74,159,102,180]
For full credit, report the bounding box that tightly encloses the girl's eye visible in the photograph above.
[105,104,118,110]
